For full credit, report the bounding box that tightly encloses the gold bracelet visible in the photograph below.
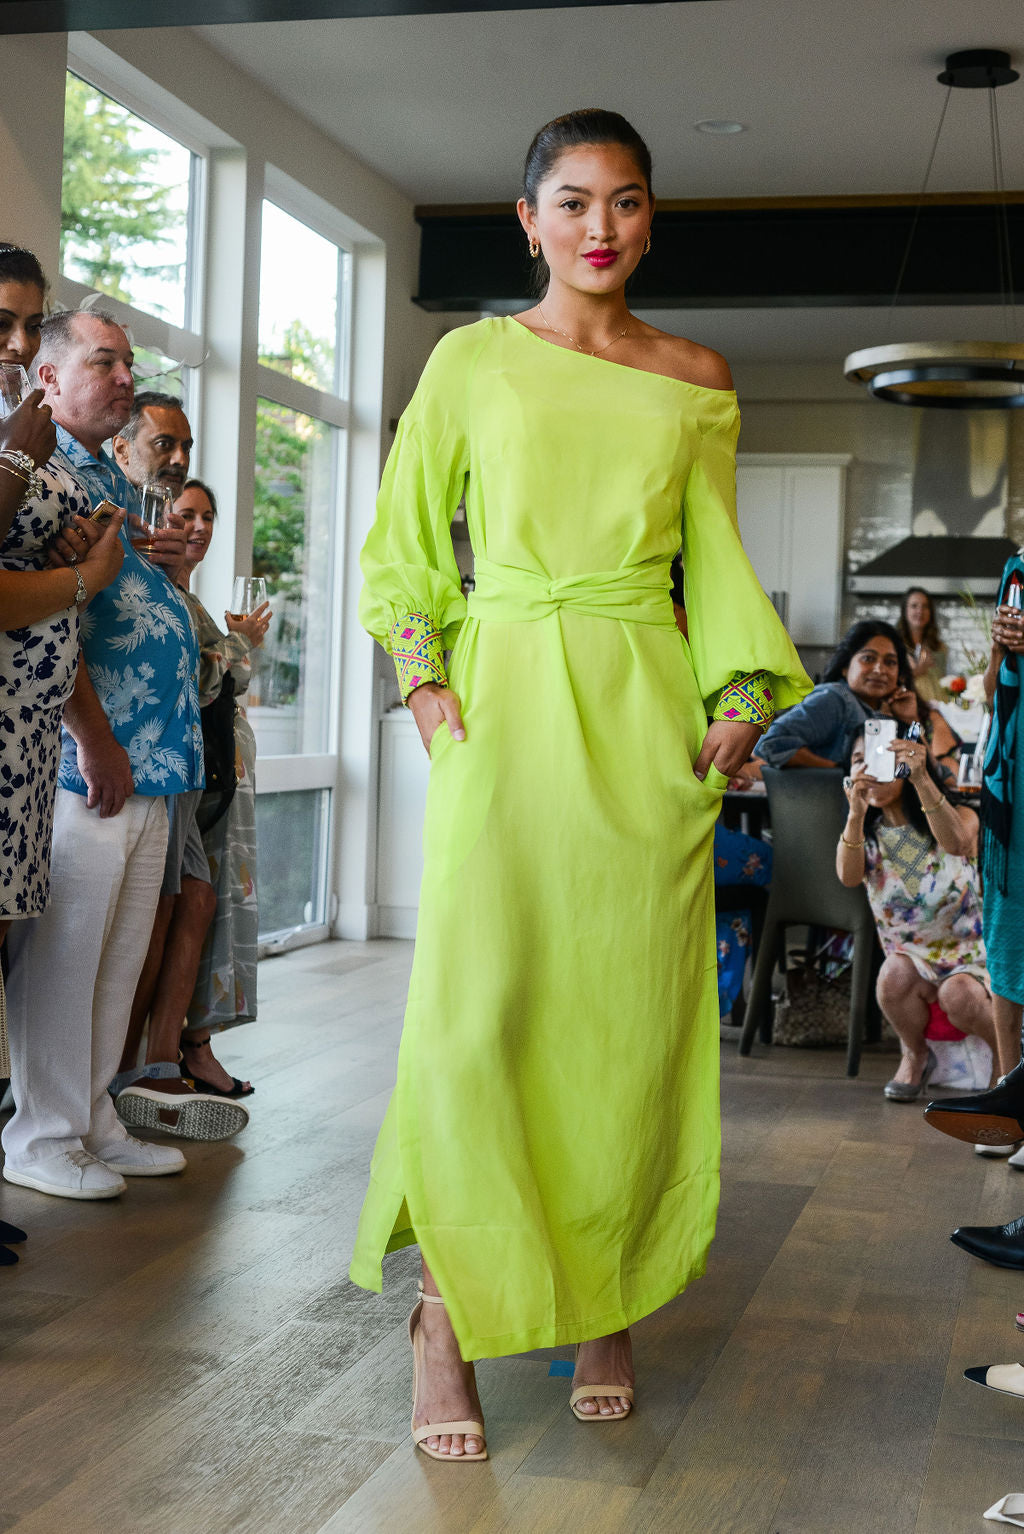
[841,833,865,849]
[0,461,29,484]
[921,794,946,813]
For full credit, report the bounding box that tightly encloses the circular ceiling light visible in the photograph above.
[846,49,1023,409]
[693,120,746,135]
[844,341,1024,408]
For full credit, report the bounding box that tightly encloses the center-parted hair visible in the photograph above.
[522,109,653,296]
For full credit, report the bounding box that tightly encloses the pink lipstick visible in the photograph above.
[583,250,618,268]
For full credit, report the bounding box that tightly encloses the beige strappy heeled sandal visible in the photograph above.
[408,1283,488,1462]
[569,1344,635,1422]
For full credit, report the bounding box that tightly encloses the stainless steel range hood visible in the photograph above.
[846,535,1017,596]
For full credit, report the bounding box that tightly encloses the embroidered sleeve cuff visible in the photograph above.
[389,612,447,702]
[712,670,775,730]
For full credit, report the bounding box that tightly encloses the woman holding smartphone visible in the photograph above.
[837,727,995,1102]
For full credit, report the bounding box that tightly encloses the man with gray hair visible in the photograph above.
[3,310,205,1199]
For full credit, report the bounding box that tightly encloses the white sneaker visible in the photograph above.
[1008,1145,1024,1169]
[975,1142,1024,1157]
[87,1133,186,1177]
[3,1147,126,1200]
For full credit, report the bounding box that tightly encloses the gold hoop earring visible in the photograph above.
[529,238,540,260]
[643,231,652,256]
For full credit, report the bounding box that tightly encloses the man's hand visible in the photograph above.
[693,720,764,782]
[131,510,187,578]
[0,389,56,468]
[77,734,134,817]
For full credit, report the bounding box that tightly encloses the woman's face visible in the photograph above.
[517,143,652,298]
[174,485,215,566]
[0,280,45,369]
[905,592,931,631]
[849,737,902,808]
[843,634,901,704]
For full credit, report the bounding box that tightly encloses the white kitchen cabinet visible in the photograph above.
[375,711,430,938]
[735,454,850,645]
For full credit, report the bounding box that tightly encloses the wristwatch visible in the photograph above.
[72,567,88,607]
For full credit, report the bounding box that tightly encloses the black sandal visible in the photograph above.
[181,1037,254,1100]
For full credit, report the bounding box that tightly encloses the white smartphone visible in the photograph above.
[864,717,898,782]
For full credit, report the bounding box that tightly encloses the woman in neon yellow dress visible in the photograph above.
[351,110,811,1461]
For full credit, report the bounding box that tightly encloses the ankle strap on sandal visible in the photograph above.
[416,1282,447,1305]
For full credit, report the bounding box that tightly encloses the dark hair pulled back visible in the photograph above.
[823,619,910,690]
[0,244,47,296]
[522,109,653,297]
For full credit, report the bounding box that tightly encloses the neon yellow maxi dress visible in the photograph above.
[350,316,810,1360]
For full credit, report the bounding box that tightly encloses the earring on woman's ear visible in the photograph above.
[529,238,541,259]
[643,231,652,256]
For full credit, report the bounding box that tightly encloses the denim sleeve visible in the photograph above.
[756,687,845,768]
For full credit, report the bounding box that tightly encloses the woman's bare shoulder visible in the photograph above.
[635,323,734,390]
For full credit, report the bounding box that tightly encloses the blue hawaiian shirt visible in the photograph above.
[52,426,204,798]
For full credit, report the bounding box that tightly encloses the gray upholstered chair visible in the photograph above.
[738,767,879,1077]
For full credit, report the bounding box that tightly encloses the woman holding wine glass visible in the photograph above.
[173,478,270,1093]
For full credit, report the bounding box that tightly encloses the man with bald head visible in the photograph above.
[3,311,205,1200]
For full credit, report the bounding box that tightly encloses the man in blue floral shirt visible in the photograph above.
[3,310,204,1201]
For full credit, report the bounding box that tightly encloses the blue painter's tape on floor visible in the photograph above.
[548,1359,575,1377]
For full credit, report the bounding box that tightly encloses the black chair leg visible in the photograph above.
[740,914,781,1056]
[846,922,875,1077]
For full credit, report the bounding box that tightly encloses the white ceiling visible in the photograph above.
[194,0,1024,361]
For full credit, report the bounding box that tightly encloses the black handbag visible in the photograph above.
[196,674,237,834]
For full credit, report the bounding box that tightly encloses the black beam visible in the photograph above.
[0,0,711,31]
[415,202,1024,310]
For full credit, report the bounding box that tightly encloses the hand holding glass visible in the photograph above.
[232,576,268,616]
[0,362,29,419]
[133,481,174,554]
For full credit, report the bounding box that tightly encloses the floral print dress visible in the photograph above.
[864,822,988,989]
[0,463,89,918]
[181,590,258,1032]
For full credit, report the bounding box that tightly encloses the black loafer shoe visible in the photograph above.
[0,1219,27,1244]
[925,1061,1024,1146]
[951,1215,1024,1269]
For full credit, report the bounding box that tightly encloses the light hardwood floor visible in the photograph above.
[2,939,1023,1533]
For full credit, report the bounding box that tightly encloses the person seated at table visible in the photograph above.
[714,823,771,1018]
[897,586,948,703]
[744,619,911,774]
[836,725,997,1102]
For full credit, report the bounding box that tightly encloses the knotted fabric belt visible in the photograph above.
[467,557,677,628]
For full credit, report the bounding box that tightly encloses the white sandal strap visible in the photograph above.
[416,1283,448,1306]
[569,1384,635,1408]
[412,1419,485,1445]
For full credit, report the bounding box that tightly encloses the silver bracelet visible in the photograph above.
[0,448,43,506]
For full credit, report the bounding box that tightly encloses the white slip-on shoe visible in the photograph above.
[3,1147,126,1200]
[984,1494,1024,1525]
[1008,1146,1024,1169]
[87,1134,186,1177]
[115,1077,248,1141]
[976,1142,1024,1158]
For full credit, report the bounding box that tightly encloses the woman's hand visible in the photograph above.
[407,682,466,756]
[992,605,1024,655]
[77,508,125,598]
[694,720,763,781]
[883,686,918,724]
[225,601,272,647]
[49,510,116,569]
[842,771,873,815]
[0,388,56,469]
[888,735,929,785]
[909,646,931,677]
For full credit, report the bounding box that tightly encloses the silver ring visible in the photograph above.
[68,551,79,566]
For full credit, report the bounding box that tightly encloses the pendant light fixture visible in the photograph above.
[844,49,1024,409]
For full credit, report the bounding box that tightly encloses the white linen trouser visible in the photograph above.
[3,788,168,1168]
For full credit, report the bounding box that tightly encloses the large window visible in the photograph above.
[252,196,351,943]
[58,70,205,396]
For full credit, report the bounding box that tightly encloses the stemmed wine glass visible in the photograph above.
[0,362,29,418]
[231,575,269,616]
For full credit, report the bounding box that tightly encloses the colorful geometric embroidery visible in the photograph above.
[712,670,775,730]
[389,612,447,702]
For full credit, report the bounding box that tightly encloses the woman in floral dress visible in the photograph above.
[837,726,997,1101]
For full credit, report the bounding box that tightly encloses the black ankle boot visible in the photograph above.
[925,1060,1024,1147]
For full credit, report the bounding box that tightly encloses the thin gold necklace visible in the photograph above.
[537,304,630,358]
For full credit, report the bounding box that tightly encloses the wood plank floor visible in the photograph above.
[2,938,1024,1533]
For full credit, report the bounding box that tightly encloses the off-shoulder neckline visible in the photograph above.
[504,316,738,399]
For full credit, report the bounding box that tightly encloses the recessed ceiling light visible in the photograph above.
[693,119,747,135]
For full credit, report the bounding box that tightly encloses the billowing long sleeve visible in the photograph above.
[682,407,811,715]
[359,331,475,662]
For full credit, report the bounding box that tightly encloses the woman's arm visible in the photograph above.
[836,774,871,885]
[0,510,125,629]
[0,391,58,545]
[757,687,846,770]
[890,737,975,858]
